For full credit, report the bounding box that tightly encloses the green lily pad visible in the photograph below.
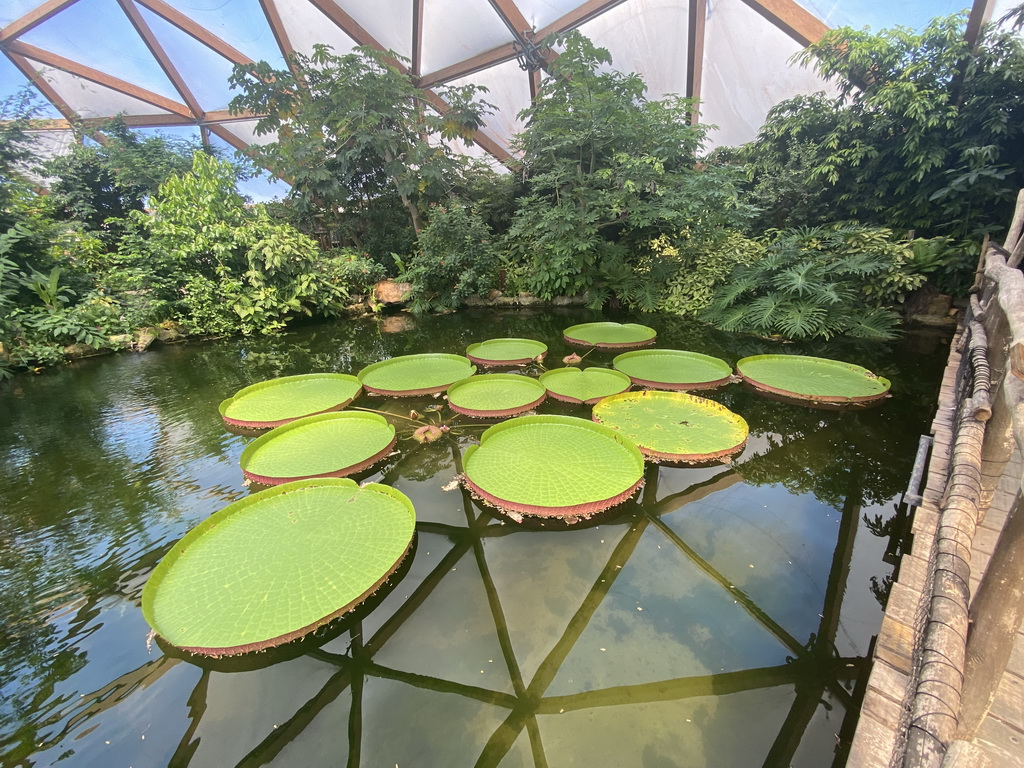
[466,338,548,366]
[462,415,645,520]
[612,349,734,390]
[737,354,891,404]
[142,478,415,655]
[446,374,547,418]
[219,374,363,429]
[592,390,748,463]
[539,367,632,404]
[239,412,397,485]
[563,322,657,349]
[357,354,476,396]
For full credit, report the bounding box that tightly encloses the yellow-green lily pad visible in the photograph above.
[592,390,748,464]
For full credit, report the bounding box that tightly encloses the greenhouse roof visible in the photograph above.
[0,0,1018,199]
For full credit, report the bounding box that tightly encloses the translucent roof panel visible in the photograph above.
[25,58,176,117]
[420,0,512,75]
[700,0,838,149]
[0,57,63,117]
[217,118,279,147]
[576,0,690,100]
[797,0,971,31]
[445,57,532,150]
[0,0,47,27]
[329,0,412,58]
[158,0,288,68]
[138,4,241,111]
[515,0,584,31]
[272,0,359,57]
[18,0,183,102]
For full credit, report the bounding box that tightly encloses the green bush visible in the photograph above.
[702,226,928,340]
[403,203,499,312]
[659,233,765,316]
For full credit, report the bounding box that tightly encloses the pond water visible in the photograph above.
[0,308,951,768]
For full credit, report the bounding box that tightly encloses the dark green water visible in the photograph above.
[0,308,950,768]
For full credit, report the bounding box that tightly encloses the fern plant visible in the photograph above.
[702,225,927,340]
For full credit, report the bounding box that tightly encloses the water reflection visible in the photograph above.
[0,310,949,767]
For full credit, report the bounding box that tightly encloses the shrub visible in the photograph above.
[702,226,928,340]
[659,233,765,316]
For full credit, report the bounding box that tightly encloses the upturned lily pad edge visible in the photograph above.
[239,412,398,485]
[612,350,736,391]
[562,322,658,349]
[141,478,415,657]
[466,338,549,367]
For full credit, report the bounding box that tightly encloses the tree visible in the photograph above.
[507,32,753,308]
[228,45,494,234]
[733,13,1024,242]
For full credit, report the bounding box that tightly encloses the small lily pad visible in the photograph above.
[539,367,632,404]
[358,354,476,396]
[219,374,362,429]
[466,338,548,366]
[447,374,547,418]
[142,478,416,656]
[737,354,891,404]
[563,322,657,349]
[461,415,644,520]
[239,412,397,485]
[613,349,734,390]
[592,390,748,463]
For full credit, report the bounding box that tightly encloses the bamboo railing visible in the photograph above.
[899,189,1024,768]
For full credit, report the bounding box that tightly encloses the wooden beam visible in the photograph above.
[686,0,707,124]
[304,0,383,51]
[965,0,994,50]
[5,39,193,117]
[205,122,251,153]
[738,0,828,47]
[0,0,82,43]
[411,0,424,77]
[116,0,203,119]
[528,68,541,101]
[421,89,513,165]
[133,0,255,66]
[417,41,518,88]
[488,0,533,38]
[257,0,297,64]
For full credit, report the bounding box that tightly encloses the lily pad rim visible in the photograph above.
[218,373,363,428]
[611,348,735,390]
[239,411,398,484]
[141,478,415,656]
[736,354,891,403]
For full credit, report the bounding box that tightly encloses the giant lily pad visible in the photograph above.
[219,374,362,429]
[466,338,548,366]
[539,367,632,404]
[462,415,645,520]
[563,322,657,349]
[357,354,476,396]
[592,390,748,463]
[737,354,891,404]
[239,412,397,485]
[612,349,734,391]
[446,374,547,418]
[142,478,415,656]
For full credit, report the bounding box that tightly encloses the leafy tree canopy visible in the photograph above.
[729,12,1024,241]
[228,45,495,234]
